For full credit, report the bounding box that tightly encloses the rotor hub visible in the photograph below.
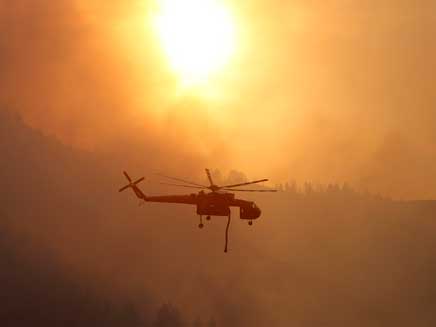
[209,185,221,192]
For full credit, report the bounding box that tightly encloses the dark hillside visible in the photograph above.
[1,109,435,326]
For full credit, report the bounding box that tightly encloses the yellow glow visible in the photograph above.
[153,0,236,86]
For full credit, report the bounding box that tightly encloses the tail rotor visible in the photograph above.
[119,171,146,199]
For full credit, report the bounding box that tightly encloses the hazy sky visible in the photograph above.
[1,0,435,199]
[1,4,436,325]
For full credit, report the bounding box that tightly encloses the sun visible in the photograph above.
[153,0,236,86]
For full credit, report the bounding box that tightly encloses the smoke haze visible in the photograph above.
[1,0,436,198]
[1,2,436,325]
[1,110,436,326]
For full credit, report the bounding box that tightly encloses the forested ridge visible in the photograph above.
[1,110,435,326]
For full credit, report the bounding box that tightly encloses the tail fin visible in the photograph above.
[119,171,146,200]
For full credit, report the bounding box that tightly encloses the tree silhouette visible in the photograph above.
[208,316,217,327]
[193,316,202,327]
[154,303,184,327]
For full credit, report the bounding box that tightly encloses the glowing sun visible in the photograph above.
[153,0,236,85]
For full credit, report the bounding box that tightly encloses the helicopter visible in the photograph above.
[119,169,277,252]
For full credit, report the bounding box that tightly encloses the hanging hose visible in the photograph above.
[224,214,231,253]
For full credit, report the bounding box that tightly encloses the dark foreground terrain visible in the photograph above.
[1,110,435,326]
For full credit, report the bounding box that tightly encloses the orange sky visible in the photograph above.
[1,0,435,199]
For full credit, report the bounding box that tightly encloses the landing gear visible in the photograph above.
[198,215,204,229]
[248,220,253,226]
[206,215,211,221]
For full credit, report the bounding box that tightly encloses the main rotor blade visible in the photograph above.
[155,173,207,187]
[205,168,214,186]
[159,182,206,190]
[221,179,268,188]
[222,188,277,192]
[123,171,132,182]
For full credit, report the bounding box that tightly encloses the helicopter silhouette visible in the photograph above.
[119,169,277,252]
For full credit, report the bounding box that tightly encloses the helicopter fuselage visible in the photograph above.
[144,191,261,220]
